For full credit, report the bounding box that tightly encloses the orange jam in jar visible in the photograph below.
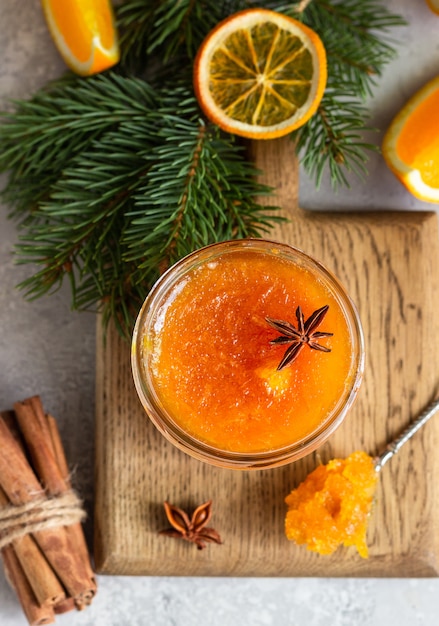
[132,240,364,469]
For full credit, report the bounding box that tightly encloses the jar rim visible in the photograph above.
[131,238,365,470]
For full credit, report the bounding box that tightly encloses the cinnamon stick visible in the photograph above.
[0,415,92,602]
[0,410,25,447]
[46,415,69,481]
[13,400,66,495]
[2,546,55,626]
[53,597,75,615]
[0,416,44,501]
[0,486,65,608]
[13,399,96,606]
[27,398,52,442]
[46,414,96,600]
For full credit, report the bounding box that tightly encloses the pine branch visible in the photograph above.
[293,88,377,188]
[116,0,406,188]
[0,73,158,218]
[274,0,406,187]
[2,74,160,334]
[116,0,233,73]
[0,0,406,335]
[2,74,281,335]
[297,0,407,96]
[146,0,226,61]
[124,85,280,263]
[116,0,160,72]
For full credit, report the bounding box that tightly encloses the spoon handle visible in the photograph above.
[374,398,439,472]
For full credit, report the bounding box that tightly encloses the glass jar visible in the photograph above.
[131,239,365,469]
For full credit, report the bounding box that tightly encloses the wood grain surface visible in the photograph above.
[94,137,439,577]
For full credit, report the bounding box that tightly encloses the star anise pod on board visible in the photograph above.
[266,305,333,371]
[159,500,222,550]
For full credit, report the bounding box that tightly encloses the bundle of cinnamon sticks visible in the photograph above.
[0,396,96,625]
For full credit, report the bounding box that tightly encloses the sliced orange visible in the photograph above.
[41,0,120,76]
[382,76,439,203]
[193,8,327,139]
[426,0,439,15]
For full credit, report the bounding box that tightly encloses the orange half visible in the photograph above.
[41,0,120,76]
[382,76,439,203]
[194,8,327,139]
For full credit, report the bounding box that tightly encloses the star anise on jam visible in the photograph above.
[159,500,222,550]
[266,305,333,370]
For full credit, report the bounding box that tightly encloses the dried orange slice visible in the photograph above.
[382,76,439,203]
[193,8,327,139]
[426,0,439,15]
[41,0,120,76]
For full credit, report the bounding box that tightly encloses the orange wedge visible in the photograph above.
[41,0,120,76]
[382,76,439,203]
[426,0,439,15]
[193,8,327,139]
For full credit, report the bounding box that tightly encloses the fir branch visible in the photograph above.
[2,74,281,335]
[124,107,281,272]
[0,73,158,218]
[294,0,407,97]
[146,0,226,61]
[0,0,406,335]
[2,73,161,334]
[124,85,282,276]
[116,0,160,72]
[276,0,406,187]
[116,0,406,188]
[117,0,231,73]
[294,89,376,188]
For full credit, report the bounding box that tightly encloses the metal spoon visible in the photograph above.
[374,398,439,472]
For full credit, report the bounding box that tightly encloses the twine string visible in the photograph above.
[0,491,86,550]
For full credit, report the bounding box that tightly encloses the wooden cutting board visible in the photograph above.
[94,137,439,577]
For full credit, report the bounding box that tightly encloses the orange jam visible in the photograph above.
[139,244,360,455]
[285,451,378,558]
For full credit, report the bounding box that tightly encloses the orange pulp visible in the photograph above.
[285,451,378,557]
[395,86,439,189]
[146,248,355,453]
